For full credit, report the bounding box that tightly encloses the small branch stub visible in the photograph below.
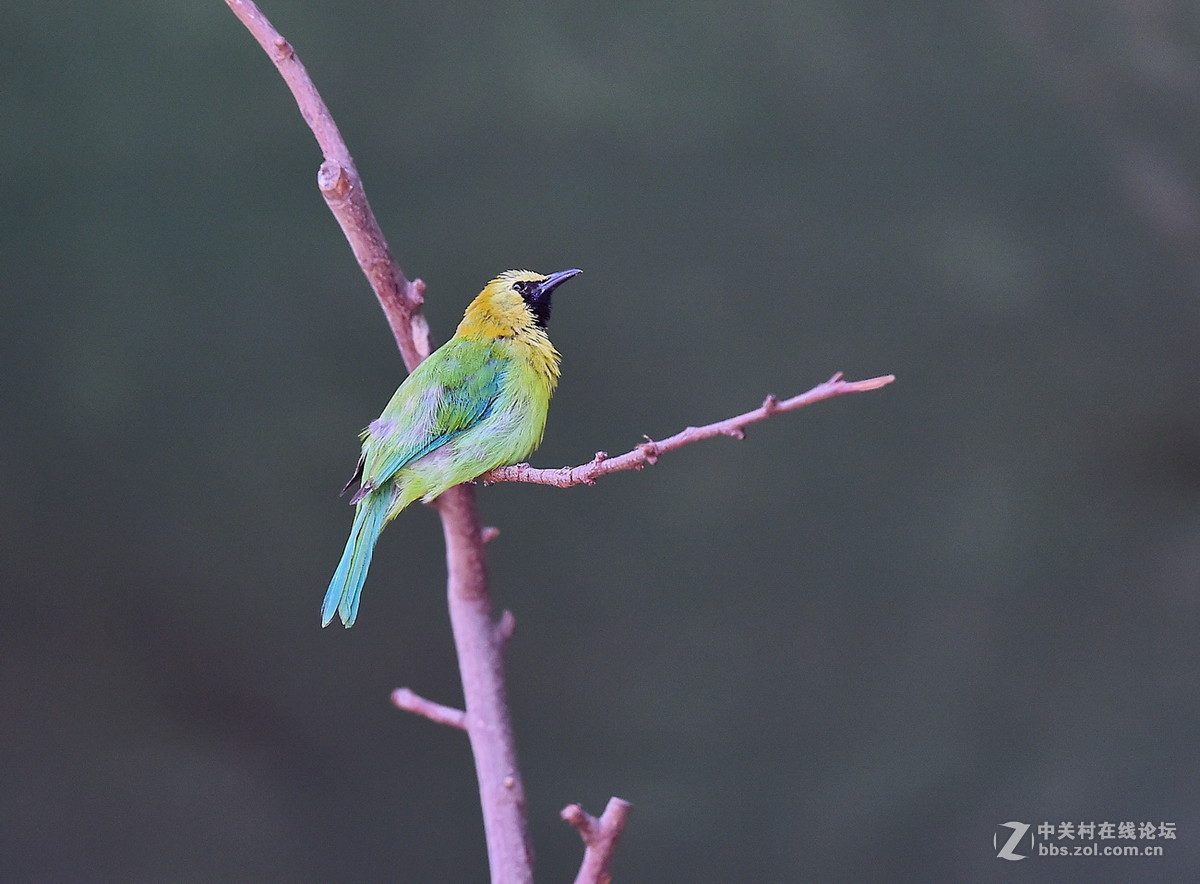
[495,609,517,648]
[317,159,352,198]
[391,687,467,731]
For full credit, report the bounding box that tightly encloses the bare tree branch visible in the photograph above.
[224,0,430,367]
[226,6,893,883]
[562,798,633,884]
[225,4,532,882]
[483,372,895,488]
[391,688,467,731]
[434,486,534,880]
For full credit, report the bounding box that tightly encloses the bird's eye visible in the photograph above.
[513,280,536,296]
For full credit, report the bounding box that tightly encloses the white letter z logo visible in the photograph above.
[995,821,1030,860]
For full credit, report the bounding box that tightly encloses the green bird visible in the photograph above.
[322,268,581,627]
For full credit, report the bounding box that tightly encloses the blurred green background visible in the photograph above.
[3,1,1199,881]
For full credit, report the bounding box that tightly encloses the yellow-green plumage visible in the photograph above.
[322,269,580,627]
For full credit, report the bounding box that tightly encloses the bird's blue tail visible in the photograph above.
[322,493,389,628]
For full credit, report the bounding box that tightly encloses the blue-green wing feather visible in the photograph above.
[356,340,505,495]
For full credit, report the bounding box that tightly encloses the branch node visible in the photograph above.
[723,427,746,440]
[480,525,501,544]
[317,159,351,196]
[639,436,660,465]
[593,450,609,463]
[391,687,467,731]
[549,465,575,486]
[761,393,779,413]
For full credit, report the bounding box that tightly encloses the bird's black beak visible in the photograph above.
[538,268,582,297]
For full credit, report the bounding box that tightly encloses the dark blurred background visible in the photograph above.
[3,1,1199,881]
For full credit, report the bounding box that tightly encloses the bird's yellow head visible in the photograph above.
[457,268,581,339]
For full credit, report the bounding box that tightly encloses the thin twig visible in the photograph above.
[562,798,633,884]
[483,372,895,488]
[391,688,467,731]
[223,0,430,367]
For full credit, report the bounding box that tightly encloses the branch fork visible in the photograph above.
[562,799,633,884]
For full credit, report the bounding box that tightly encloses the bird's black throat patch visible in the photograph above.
[514,279,553,328]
